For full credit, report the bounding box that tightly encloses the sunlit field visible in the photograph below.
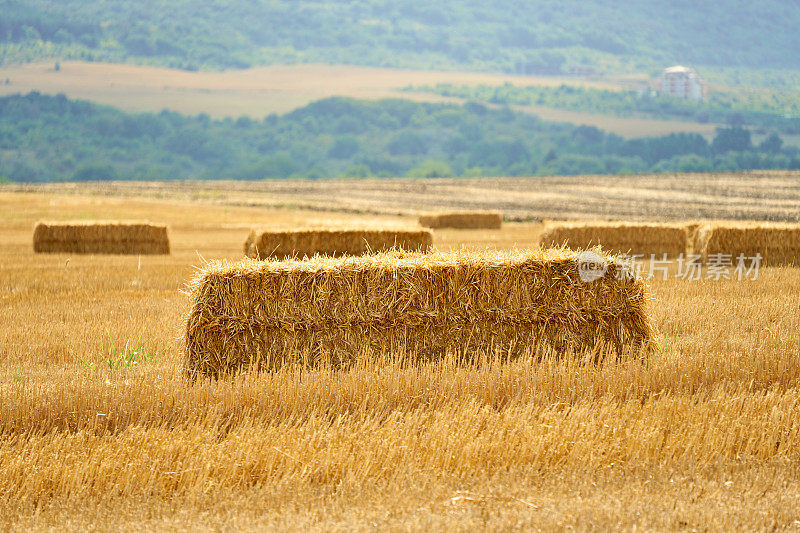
[0,61,718,138]
[8,170,800,222]
[1,187,800,530]
[0,61,617,117]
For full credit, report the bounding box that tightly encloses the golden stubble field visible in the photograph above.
[1,188,800,530]
[10,170,800,222]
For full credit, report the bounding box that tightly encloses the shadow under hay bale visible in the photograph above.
[184,249,655,379]
[244,228,433,260]
[692,223,800,266]
[33,221,170,255]
[418,212,503,230]
[539,222,691,257]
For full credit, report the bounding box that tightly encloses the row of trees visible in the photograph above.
[1,92,798,183]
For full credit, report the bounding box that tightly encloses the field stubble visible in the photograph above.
[8,170,800,223]
[1,191,800,530]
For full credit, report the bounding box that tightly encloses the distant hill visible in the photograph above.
[1,92,797,183]
[2,1,800,74]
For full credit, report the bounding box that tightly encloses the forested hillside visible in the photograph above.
[1,92,797,183]
[2,0,800,73]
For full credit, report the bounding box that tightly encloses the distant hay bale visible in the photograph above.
[418,212,503,229]
[692,223,800,266]
[33,221,170,255]
[244,228,433,259]
[184,249,654,378]
[540,222,690,257]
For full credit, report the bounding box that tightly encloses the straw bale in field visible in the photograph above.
[185,249,654,378]
[693,223,800,266]
[33,221,170,255]
[540,222,690,256]
[418,212,503,230]
[244,228,433,259]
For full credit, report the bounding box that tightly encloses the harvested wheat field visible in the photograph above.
[2,188,800,530]
[185,250,651,378]
[13,170,800,222]
[540,221,692,257]
[418,212,503,229]
[693,222,800,266]
[244,227,433,259]
[33,220,170,255]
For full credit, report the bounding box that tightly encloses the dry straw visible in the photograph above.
[184,249,654,378]
[33,220,170,255]
[244,228,433,259]
[418,212,503,230]
[540,222,691,256]
[692,222,800,266]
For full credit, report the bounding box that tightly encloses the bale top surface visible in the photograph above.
[542,221,691,229]
[209,247,607,275]
[34,219,167,228]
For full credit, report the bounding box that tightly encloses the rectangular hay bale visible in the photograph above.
[692,223,800,266]
[33,220,170,255]
[539,222,690,257]
[244,228,433,259]
[184,250,654,378]
[418,212,503,229]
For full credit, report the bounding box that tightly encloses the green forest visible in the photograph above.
[1,92,798,183]
[2,0,800,75]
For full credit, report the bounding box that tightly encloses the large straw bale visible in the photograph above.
[540,222,690,256]
[185,249,654,378]
[693,222,800,266]
[244,228,433,259]
[418,212,503,230]
[33,220,170,254]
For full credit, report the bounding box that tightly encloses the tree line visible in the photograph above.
[1,92,798,183]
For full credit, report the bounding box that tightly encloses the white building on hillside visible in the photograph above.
[660,66,706,101]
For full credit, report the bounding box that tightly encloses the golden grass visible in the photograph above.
[33,220,170,255]
[244,227,433,259]
[185,250,652,378]
[418,212,503,229]
[1,190,800,530]
[510,103,719,137]
[539,221,691,256]
[693,222,800,266]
